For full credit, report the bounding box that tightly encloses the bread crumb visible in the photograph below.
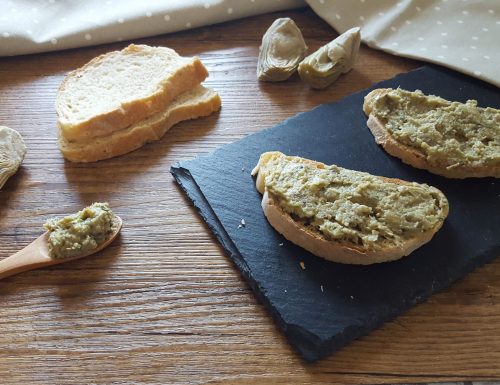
[279,243,283,246]
[299,261,305,270]
[320,285,324,292]
[284,289,287,293]
[241,167,245,172]
[238,219,246,229]
[350,295,354,299]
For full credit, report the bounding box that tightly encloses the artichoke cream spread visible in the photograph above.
[259,154,448,250]
[370,89,500,170]
[44,202,116,259]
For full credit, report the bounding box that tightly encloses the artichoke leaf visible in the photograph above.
[298,27,361,89]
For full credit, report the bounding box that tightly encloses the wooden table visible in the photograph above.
[1,8,499,385]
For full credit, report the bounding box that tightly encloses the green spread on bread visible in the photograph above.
[369,88,500,170]
[257,153,447,251]
[44,202,117,259]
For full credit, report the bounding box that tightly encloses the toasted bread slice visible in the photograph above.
[59,86,221,162]
[56,44,209,142]
[363,88,500,178]
[252,152,449,265]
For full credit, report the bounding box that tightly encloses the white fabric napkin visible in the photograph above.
[0,0,305,56]
[307,0,500,88]
[0,0,499,88]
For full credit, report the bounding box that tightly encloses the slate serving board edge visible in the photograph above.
[170,165,328,359]
[171,166,292,333]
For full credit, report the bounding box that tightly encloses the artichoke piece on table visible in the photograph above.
[298,27,361,89]
[0,125,27,190]
[257,18,308,82]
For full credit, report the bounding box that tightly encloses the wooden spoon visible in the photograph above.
[0,216,122,280]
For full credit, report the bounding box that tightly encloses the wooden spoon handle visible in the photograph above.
[0,233,53,280]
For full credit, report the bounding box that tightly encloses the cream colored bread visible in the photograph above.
[252,152,449,265]
[56,44,209,142]
[59,86,221,162]
[363,88,500,178]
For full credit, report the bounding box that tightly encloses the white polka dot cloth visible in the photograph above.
[0,0,498,87]
[0,0,304,55]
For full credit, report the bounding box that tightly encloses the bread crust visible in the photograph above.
[363,89,500,179]
[59,87,221,162]
[56,44,209,142]
[254,152,449,265]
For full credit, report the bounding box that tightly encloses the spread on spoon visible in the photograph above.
[43,202,119,259]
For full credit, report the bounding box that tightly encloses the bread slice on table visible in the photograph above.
[251,151,449,265]
[59,86,221,163]
[363,88,500,178]
[56,44,209,142]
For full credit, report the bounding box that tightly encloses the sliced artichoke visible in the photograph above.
[0,126,27,190]
[298,27,361,89]
[257,18,308,82]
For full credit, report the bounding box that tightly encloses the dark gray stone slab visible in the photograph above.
[171,66,500,362]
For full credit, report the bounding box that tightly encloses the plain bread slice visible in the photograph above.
[56,44,209,142]
[59,86,221,162]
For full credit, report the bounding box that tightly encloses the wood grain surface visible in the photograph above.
[0,8,499,385]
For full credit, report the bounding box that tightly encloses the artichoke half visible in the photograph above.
[257,18,308,82]
[298,27,361,89]
[0,126,27,190]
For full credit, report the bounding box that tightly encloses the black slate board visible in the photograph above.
[171,66,500,362]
